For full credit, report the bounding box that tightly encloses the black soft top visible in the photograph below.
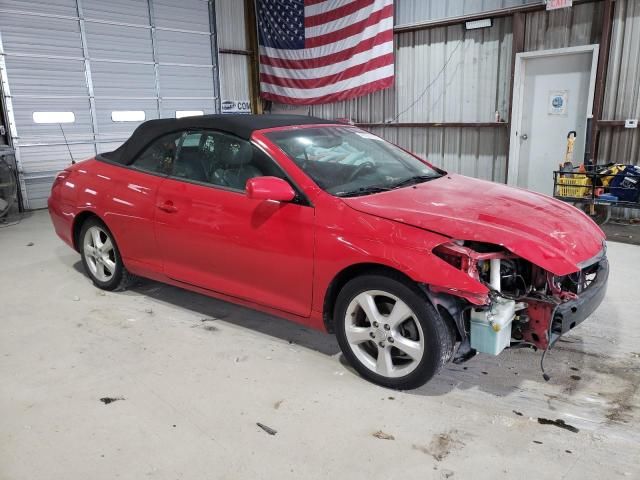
[100,114,338,164]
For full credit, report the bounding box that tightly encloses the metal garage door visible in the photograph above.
[0,0,221,209]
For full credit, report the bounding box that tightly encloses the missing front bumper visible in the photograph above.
[549,257,609,345]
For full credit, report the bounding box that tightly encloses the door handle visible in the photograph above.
[521,134,528,140]
[157,201,178,213]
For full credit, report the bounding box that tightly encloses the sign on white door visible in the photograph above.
[548,91,569,116]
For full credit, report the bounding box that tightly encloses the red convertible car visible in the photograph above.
[49,115,608,389]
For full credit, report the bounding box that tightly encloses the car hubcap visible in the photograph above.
[344,290,425,378]
[83,226,116,282]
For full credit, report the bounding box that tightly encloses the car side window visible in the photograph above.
[172,131,219,184]
[131,132,183,175]
[171,131,287,191]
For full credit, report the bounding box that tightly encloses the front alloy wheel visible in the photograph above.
[344,290,425,378]
[335,274,454,389]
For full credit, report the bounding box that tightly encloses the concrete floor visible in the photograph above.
[1,210,639,480]
[603,221,640,246]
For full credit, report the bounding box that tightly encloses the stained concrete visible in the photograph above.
[1,210,639,479]
[603,221,640,246]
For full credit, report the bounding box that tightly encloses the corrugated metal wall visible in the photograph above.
[215,0,252,110]
[395,0,537,26]
[524,1,603,50]
[365,126,510,183]
[0,0,224,209]
[272,1,616,183]
[599,0,640,164]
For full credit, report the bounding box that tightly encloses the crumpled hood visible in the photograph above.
[343,174,605,276]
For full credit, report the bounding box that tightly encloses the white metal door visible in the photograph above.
[509,46,598,196]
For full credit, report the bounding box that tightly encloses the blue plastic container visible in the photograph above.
[598,194,618,202]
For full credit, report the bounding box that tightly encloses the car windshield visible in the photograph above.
[264,126,443,197]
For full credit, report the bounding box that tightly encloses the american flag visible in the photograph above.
[257,0,394,105]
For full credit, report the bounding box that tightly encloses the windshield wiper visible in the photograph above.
[336,185,392,198]
[390,174,442,190]
[336,174,442,197]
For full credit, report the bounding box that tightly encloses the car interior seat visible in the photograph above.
[174,147,208,182]
[214,140,262,190]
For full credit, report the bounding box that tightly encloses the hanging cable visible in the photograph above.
[386,39,464,124]
[540,345,551,381]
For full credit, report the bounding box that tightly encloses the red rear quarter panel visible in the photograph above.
[48,161,87,249]
[49,158,164,272]
[48,193,76,248]
[50,159,122,248]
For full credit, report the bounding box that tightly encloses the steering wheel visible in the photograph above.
[347,161,375,183]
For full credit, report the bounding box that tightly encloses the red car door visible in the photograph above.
[94,131,183,274]
[154,131,315,317]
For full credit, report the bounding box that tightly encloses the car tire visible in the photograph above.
[79,217,132,291]
[335,274,454,390]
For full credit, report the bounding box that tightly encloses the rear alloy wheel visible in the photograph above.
[80,218,130,290]
[335,275,454,389]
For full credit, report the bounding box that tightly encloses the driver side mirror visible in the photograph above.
[245,176,296,202]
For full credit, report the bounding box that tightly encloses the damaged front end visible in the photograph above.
[426,240,609,366]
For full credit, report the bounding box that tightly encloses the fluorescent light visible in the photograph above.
[111,111,146,122]
[176,110,204,118]
[465,18,493,30]
[33,111,75,124]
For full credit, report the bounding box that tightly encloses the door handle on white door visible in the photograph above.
[521,134,528,140]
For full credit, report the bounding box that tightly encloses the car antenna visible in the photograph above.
[59,123,76,164]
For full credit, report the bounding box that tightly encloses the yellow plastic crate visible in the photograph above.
[556,174,591,198]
